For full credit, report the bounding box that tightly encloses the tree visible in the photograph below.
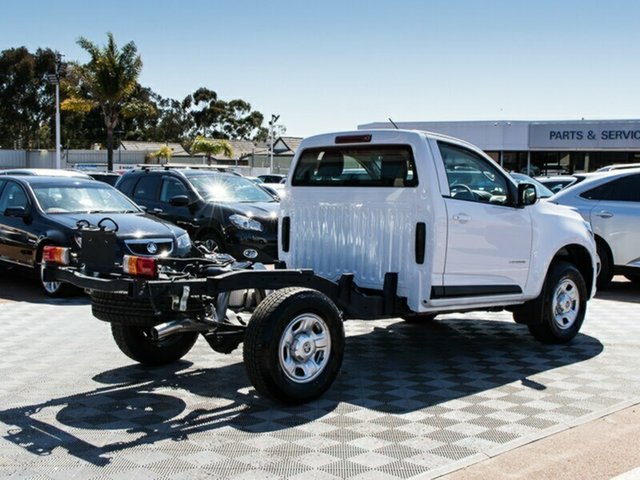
[149,144,173,164]
[190,135,233,165]
[0,47,57,148]
[62,33,143,171]
[186,87,267,141]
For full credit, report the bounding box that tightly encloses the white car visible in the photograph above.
[0,168,91,179]
[550,168,640,287]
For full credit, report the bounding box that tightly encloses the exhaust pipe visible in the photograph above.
[152,318,215,341]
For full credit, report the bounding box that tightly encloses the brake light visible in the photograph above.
[42,246,70,265]
[123,255,157,278]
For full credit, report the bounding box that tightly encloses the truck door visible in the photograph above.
[435,141,533,299]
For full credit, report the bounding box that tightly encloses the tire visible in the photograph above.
[243,288,345,404]
[596,240,613,290]
[91,291,206,326]
[111,323,198,366]
[199,231,224,254]
[522,261,587,344]
[38,263,75,298]
[624,273,640,284]
[402,313,437,323]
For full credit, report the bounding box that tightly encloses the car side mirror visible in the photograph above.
[4,206,27,218]
[169,195,190,207]
[517,183,538,207]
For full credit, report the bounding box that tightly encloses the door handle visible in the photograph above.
[594,210,613,218]
[152,208,163,214]
[452,213,471,224]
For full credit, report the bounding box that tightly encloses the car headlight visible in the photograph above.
[229,214,263,232]
[176,233,191,249]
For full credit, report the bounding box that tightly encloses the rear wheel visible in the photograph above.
[596,240,613,289]
[111,324,198,366]
[243,288,345,404]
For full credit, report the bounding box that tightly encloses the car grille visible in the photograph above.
[124,238,174,256]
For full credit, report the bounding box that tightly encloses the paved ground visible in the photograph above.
[0,274,639,479]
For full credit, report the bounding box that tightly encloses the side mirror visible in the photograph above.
[169,195,190,207]
[4,206,27,218]
[517,183,538,207]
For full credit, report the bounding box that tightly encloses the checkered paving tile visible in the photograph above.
[1,285,639,479]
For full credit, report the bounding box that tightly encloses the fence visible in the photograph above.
[0,149,282,178]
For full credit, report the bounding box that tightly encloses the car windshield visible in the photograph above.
[32,185,140,214]
[189,174,276,203]
[510,173,554,198]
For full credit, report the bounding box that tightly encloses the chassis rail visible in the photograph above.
[46,265,410,320]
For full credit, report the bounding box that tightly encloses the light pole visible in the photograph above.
[46,53,64,170]
[269,114,279,174]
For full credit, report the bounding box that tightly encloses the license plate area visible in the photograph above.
[79,229,118,272]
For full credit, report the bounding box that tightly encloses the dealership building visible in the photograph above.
[358,119,640,174]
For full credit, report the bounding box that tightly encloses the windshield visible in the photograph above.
[510,173,554,198]
[189,174,276,202]
[33,185,140,214]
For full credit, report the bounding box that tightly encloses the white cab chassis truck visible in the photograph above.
[47,129,597,405]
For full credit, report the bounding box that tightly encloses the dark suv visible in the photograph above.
[116,167,279,263]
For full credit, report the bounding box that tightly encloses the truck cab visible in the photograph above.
[279,130,597,317]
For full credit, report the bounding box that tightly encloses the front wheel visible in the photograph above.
[39,263,74,297]
[111,324,198,366]
[525,261,587,344]
[243,288,345,404]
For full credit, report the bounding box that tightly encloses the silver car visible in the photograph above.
[550,168,640,288]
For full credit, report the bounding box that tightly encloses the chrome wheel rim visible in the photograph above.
[552,278,580,330]
[40,264,61,294]
[278,313,331,383]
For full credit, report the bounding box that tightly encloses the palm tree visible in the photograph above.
[190,135,233,165]
[62,33,142,171]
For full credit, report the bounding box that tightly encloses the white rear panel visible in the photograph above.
[284,189,418,296]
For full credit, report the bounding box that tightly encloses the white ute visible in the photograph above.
[47,129,599,405]
[280,129,597,341]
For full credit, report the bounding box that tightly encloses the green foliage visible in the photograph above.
[0,40,280,153]
[149,144,173,164]
[190,135,233,164]
[0,47,57,148]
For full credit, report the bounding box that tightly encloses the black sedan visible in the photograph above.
[0,175,191,296]
[116,168,279,263]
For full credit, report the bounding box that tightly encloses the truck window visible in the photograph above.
[438,142,509,205]
[292,146,417,187]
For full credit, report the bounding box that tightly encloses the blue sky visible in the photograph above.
[2,0,639,137]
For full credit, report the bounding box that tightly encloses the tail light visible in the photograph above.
[42,246,70,265]
[123,255,157,278]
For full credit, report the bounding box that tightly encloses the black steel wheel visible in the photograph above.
[243,288,345,404]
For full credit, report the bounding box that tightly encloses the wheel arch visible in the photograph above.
[552,243,595,296]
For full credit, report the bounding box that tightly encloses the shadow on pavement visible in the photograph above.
[0,318,604,466]
[0,267,88,305]
[595,276,640,304]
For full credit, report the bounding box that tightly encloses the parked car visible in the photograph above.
[0,175,191,296]
[86,171,121,186]
[115,168,279,263]
[536,175,580,193]
[509,172,554,199]
[550,168,640,287]
[596,162,640,172]
[257,174,286,183]
[0,168,91,179]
